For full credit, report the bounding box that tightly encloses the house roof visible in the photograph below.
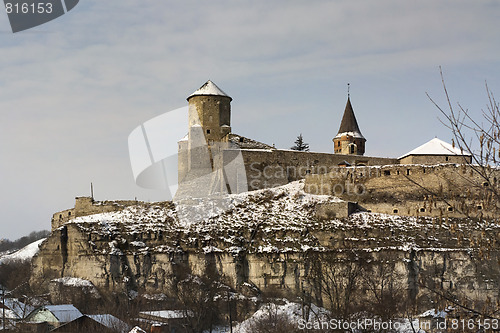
[334,97,365,140]
[42,304,83,322]
[0,307,19,320]
[187,80,232,101]
[399,138,472,159]
[88,314,130,332]
[2,298,35,319]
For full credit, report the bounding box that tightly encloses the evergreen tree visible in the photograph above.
[290,134,309,151]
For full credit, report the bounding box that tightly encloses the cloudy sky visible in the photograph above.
[1,0,499,239]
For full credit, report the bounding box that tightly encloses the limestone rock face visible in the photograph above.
[49,277,101,310]
[31,181,500,308]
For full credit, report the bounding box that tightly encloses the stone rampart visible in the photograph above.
[305,163,499,218]
[51,197,139,230]
[230,149,398,191]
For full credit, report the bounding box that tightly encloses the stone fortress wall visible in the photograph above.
[52,160,497,232]
[231,149,398,191]
[399,153,469,165]
[305,163,499,219]
[52,197,138,230]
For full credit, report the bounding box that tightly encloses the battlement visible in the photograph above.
[305,163,499,219]
[51,197,139,230]
[232,149,398,192]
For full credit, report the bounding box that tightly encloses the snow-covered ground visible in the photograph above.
[200,300,426,333]
[0,238,45,265]
[60,179,498,256]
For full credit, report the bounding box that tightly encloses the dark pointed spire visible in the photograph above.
[336,97,365,139]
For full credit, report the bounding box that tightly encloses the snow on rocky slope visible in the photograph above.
[202,300,423,333]
[62,180,498,256]
[0,238,45,264]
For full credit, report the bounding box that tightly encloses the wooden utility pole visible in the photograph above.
[90,182,94,200]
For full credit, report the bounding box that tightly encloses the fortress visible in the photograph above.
[174,80,476,195]
[52,80,494,230]
[36,81,500,318]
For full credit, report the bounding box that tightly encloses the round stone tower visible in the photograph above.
[186,80,232,143]
[177,80,233,187]
[333,96,366,155]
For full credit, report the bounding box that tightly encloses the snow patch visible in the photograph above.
[399,137,471,158]
[0,238,45,264]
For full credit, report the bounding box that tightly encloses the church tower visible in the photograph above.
[333,93,366,155]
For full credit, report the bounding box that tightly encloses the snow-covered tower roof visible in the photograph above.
[187,80,232,101]
[334,97,365,140]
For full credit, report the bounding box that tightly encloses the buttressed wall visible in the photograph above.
[231,149,398,191]
[305,164,499,218]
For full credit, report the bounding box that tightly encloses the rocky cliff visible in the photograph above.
[31,181,500,311]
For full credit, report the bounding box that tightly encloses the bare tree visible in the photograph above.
[360,253,408,321]
[176,274,220,333]
[247,303,299,333]
[307,251,364,320]
[421,68,500,320]
[427,67,500,218]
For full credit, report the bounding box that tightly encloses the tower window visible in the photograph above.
[384,170,391,176]
[206,129,211,134]
[447,206,454,212]
[445,156,449,161]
